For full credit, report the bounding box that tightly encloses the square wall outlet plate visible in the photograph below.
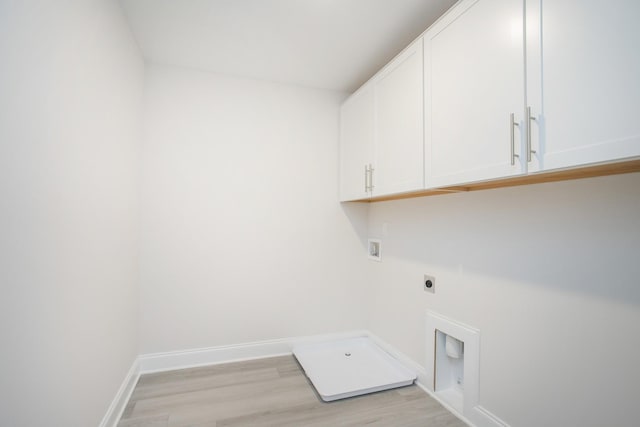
[424,274,435,293]
[368,238,381,261]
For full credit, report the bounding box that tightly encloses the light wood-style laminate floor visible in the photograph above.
[118,355,467,427]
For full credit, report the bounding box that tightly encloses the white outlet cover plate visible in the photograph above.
[368,238,381,261]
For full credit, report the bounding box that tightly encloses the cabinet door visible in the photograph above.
[527,0,640,172]
[372,38,424,197]
[339,85,374,201]
[425,0,526,188]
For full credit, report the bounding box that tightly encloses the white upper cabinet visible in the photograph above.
[341,0,640,201]
[339,38,424,201]
[424,0,526,188]
[339,85,374,201]
[372,38,424,197]
[424,0,640,188]
[526,0,640,172]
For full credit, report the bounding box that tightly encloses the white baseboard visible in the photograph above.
[99,358,139,427]
[366,332,473,426]
[138,330,368,374]
[367,331,509,427]
[472,406,510,427]
[366,333,432,389]
[106,330,507,427]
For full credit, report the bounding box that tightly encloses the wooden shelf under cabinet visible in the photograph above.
[345,159,640,203]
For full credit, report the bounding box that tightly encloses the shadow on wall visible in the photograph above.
[364,173,640,305]
[341,201,370,249]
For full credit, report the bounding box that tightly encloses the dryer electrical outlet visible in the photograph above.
[424,274,435,293]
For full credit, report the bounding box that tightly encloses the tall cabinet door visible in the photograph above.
[527,0,640,172]
[425,0,526,188]
[339,85,374,201]
[372,38,424,197]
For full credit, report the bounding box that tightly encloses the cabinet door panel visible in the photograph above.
[529,0,640,171]
[425,0,525,188]
[373,39,424,196]
[339,86,374,201]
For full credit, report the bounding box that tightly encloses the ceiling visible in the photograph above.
[119,0,458,93]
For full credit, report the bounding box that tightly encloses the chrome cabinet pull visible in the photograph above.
[364,164,373,193]
[527,106,537,162]
[364,164,369,192]
[510,113,520,166]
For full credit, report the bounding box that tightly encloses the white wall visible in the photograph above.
[139,65,368,354]
[0,1,144,426]
[366,172,640,427]
[4,4,637,426]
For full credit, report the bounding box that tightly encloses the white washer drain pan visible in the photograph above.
[293,337,416,402]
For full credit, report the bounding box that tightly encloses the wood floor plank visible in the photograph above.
[118,355,467,427]
[131,367,281,400]
[117,413,169,427]
[216,389,410,426]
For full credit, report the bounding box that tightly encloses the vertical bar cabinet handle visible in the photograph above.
[510,113,520,166]
[527,106,537,162]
